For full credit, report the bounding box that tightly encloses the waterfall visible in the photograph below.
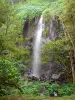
[32,16,44,78]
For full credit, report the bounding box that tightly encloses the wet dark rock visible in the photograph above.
[51,73,66,83]
[23,16,40,38]
[49,15,64,40]
[31,76,39,80]
[23,19,30,37]
[40,61,66,83]
[51,74,60,80]
[27,75,39,81]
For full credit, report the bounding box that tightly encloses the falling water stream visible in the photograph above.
[32,16,44,78]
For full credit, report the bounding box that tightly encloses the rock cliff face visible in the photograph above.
[40,61,66,83]
[23,17,40,38]
[23,15,66,82]
[49,16,64,40]
[23,19,30,37]
[39,15,65,82]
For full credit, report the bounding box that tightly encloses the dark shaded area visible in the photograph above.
[23,19,30,37]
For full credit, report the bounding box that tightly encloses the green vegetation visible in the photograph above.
[14,0,51,21]
[0,80,75,97]
[20,81,75,96]
[0,58,23,96]
[0,0,75,99]
[42,38,69,64]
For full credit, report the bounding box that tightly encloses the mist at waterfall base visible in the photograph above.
[31,16,45,78]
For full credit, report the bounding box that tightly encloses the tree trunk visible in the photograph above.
[69,50,75,84]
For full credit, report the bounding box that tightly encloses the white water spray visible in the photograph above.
[32,16,44,78]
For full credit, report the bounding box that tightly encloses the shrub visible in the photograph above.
[0,58,22,96]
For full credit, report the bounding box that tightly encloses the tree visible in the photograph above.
[0,0,10,26]
[61,0,75,84]
[42,38,71,79]
[0,58,23,95]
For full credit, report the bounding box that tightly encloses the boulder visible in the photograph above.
[40,61,66,83]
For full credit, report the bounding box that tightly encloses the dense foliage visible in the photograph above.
[0,58,22,96]
[42,38,69,64]
[0,0,75,97]
[13,81,75,96]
